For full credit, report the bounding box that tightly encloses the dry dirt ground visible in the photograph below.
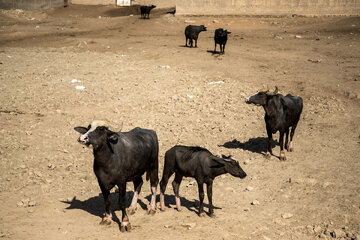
[0,1,360,240]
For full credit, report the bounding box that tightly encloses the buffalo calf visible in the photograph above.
[214,28,231,54]
[185,25,207,48]
[160,145,246,217]
[245,87,303,160]
[74,120,159,232]
[140,5,156,19]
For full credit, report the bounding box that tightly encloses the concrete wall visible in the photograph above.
[0,0,70,10]
[176,0,360,15]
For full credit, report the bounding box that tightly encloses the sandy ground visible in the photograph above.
[0,2,359,240]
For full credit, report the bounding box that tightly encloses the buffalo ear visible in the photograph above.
[107,132,118,144]
[221,154,231,159]
[210,157,225,168]
[74,127,88,134]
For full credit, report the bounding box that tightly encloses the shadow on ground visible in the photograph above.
[219,137,279,156]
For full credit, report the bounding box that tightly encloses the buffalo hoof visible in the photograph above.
[199,212,206,217]
[209,213,216,218]
[126,206,137,215]
[120,220,131,232]
[147,209,156,215]
[99,217,112,225]
[280,151,286,161]
[265,152,271,159]
[289,147,294,152]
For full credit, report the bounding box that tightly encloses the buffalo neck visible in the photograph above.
[263,95,282,118]
[211,165,227,178]
[93,142,114,163]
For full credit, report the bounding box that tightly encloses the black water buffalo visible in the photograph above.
[245,87,303,160]
[159,145,246,217]
[185,25,207,48]
[214,28,231,54]
[140,5,156,19]
[74,120,159,232]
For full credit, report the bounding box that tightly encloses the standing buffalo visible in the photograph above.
[140,5,156,19]
[159,145,246,217]
[74,120,159,232]
[214,28,231,54]
[245,87,303,160]
[185,25,207,48]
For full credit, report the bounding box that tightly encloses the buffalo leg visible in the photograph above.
[214,42,217,53]
[197,180,205,217]
[195,39,198,48]
[285,128,290,151]
[206,180,215,217]
[185,38,188,47]
[288,123,298,152]
[127,177,143,215]
[279,131,286,161]
[222,44,226,54]
[160,167,174,211]
[148,169,159,215]
[265,124,273,158]
[118,182,131,232]
[99,181,112,225]
[172,173,183,211]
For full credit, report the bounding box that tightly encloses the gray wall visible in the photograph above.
[0,0,70,10]
[176,0,360,15]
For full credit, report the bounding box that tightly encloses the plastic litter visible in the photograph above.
[75,86,86,90]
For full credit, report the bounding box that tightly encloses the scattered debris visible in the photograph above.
[158,65,171,69]
[182,222,196,230]
[208,81,224,85]
[295,35,302,39]
[308,59,322,63]
[70,79,81,83]
[281,213,293,219]
[251,200,260,205]
[75,85,86,90]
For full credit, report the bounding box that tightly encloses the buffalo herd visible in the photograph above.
[74,5,304,233]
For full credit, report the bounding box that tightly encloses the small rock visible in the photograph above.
[164,225,170,228]
[212,20,219,23]
[28,209,34,213]
[28,201,37,207]
[281,213,293,219]
[295,35,302,39]
[182,222,196,230]
[17,201,23,207]
[186,181,195,187]
[313,226,323,234]
[332,228,346,238]
[263,236,271,240]
[19,164,26,169]
[184,20,195,24]
[245,186,254,191]
[243,208,250,212]
[251,200,260,205]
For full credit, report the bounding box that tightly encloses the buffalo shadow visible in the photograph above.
[147,193,221,217]
[219,137,279,156]
[207,50,221,55]
[61,191,148,227]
